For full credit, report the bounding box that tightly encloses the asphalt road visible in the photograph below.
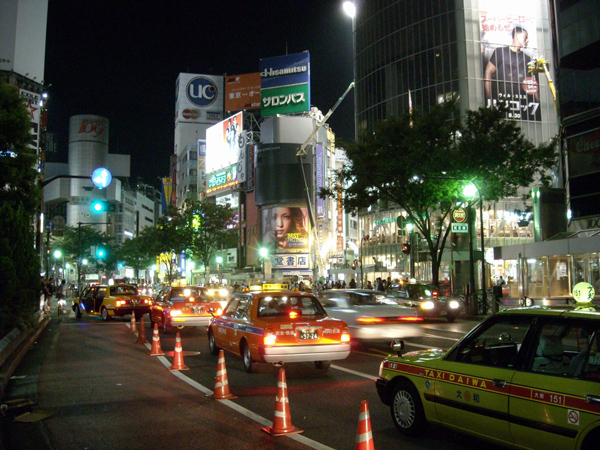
[1,309,508,450]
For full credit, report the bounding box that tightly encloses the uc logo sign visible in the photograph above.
[186,77,217,108]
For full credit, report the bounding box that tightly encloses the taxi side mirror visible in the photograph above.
[391,339,405,357]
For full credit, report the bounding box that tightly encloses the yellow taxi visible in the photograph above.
[72,284,152,320]
[149,285,223,333]
[376,304,600,450]
[207,284,351,372]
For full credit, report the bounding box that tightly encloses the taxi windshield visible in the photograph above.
[170,288,209,302]
[112,286,137,295]
[258,295,327,317]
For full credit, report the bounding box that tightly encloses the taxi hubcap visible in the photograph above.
[394,390,415,428]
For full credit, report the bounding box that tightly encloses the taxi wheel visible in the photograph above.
[208,330,219,356]
[101,307,110,321]
[74,304,82,319]
[241,341,253,373]
[390,380,428,436]
[314,361,331,371]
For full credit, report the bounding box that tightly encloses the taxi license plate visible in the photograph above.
[192,306,204,314]
[299,329,318,340]
[440,310,447,316]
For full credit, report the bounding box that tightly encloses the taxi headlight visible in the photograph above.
[449,300,460,309]
[218,288,228,297]
[170,310,182,317]
[207,289,215,297]
[420,301,435,310]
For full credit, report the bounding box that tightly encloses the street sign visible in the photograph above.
[452,207,467,223]
[91,167,112,189]
[451,223,469,233]
[44,220,55,232]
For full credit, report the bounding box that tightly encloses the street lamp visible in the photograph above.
[259,247,268,282]
[342,1,358,139]
[463,182,488,314]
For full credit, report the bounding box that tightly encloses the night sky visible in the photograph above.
[43,0,355,188]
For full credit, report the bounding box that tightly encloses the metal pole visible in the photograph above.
[468,204,477,315]
[479,194,488,314]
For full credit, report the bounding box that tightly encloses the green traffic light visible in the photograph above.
[91,200,105,213]
[96,248,106,258]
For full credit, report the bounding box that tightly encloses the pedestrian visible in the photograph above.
[497,276,506,286]
[366,280,373,290]
[375,277,385,291]
[349,278,357,289]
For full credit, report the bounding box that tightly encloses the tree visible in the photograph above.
[182,199,236,279]
[138,206,189,282]
[115,236,156,281]
[0,79,42,334]
[325,101,557,286]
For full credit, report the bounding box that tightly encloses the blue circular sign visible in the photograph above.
[186,76,217,107]
[91,167,112,189]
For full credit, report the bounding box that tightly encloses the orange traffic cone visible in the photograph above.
[130,313,137,333]
[208,350,237,400]
[135,315,148,344]
[262,368,303,436]
[148,322,164,356]
[169,332,189,371]
[355,400,375,450]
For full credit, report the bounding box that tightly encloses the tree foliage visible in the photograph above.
[325,101,557,285]
[0,79,42,334]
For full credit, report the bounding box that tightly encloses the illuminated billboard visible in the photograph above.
[261,206,309,252]
[206,112,246,182]
[260,52,310,117]
[175,73,224,123]
[225,73,261,111]
[480,2,541,121]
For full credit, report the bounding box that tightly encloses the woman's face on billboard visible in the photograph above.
[273,207,292,238]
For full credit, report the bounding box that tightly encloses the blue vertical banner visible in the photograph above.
[316,144,324,218]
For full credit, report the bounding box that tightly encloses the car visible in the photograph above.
[318,289,424,340]
[386,280,463,322]
[149,285,223,333]
[207,286,351,373]
[204,285,231,309]
[72,284,152,321]
[376,305,600,450]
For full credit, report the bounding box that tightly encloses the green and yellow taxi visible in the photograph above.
[376,303,600,450]
[207,284,351,373]
[73,284,152,321]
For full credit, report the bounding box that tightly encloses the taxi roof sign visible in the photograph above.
[249,283,289,292]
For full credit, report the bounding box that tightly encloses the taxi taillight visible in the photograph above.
[264,326,276,346]
[215,308,223,316]
[399,316,424,322]
[341,332,351,342]
[356,317,385,324]
[115,298,130,307]
[170,310,182,317]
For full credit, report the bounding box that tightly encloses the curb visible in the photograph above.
[0,312,51,401]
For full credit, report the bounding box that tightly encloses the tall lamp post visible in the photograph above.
[259,247,268,282]
[464,182,487,314]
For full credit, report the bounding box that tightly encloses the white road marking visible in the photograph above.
[137,325,336,450]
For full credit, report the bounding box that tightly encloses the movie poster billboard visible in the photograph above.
[205,112,246,183]
[480,5,541,121]
[261,205,309,252]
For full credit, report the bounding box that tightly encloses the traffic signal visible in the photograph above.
[91,200,107,213]
[351,260,357,270]
[402,243,411,254]
[96,247,106,259]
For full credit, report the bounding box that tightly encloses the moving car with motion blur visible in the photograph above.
[207,284,351,372]
[318,289,423,341]
[72,284,152,321]
[149,285,223,333]
[386,280,463,322]
[376,304,600,450]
